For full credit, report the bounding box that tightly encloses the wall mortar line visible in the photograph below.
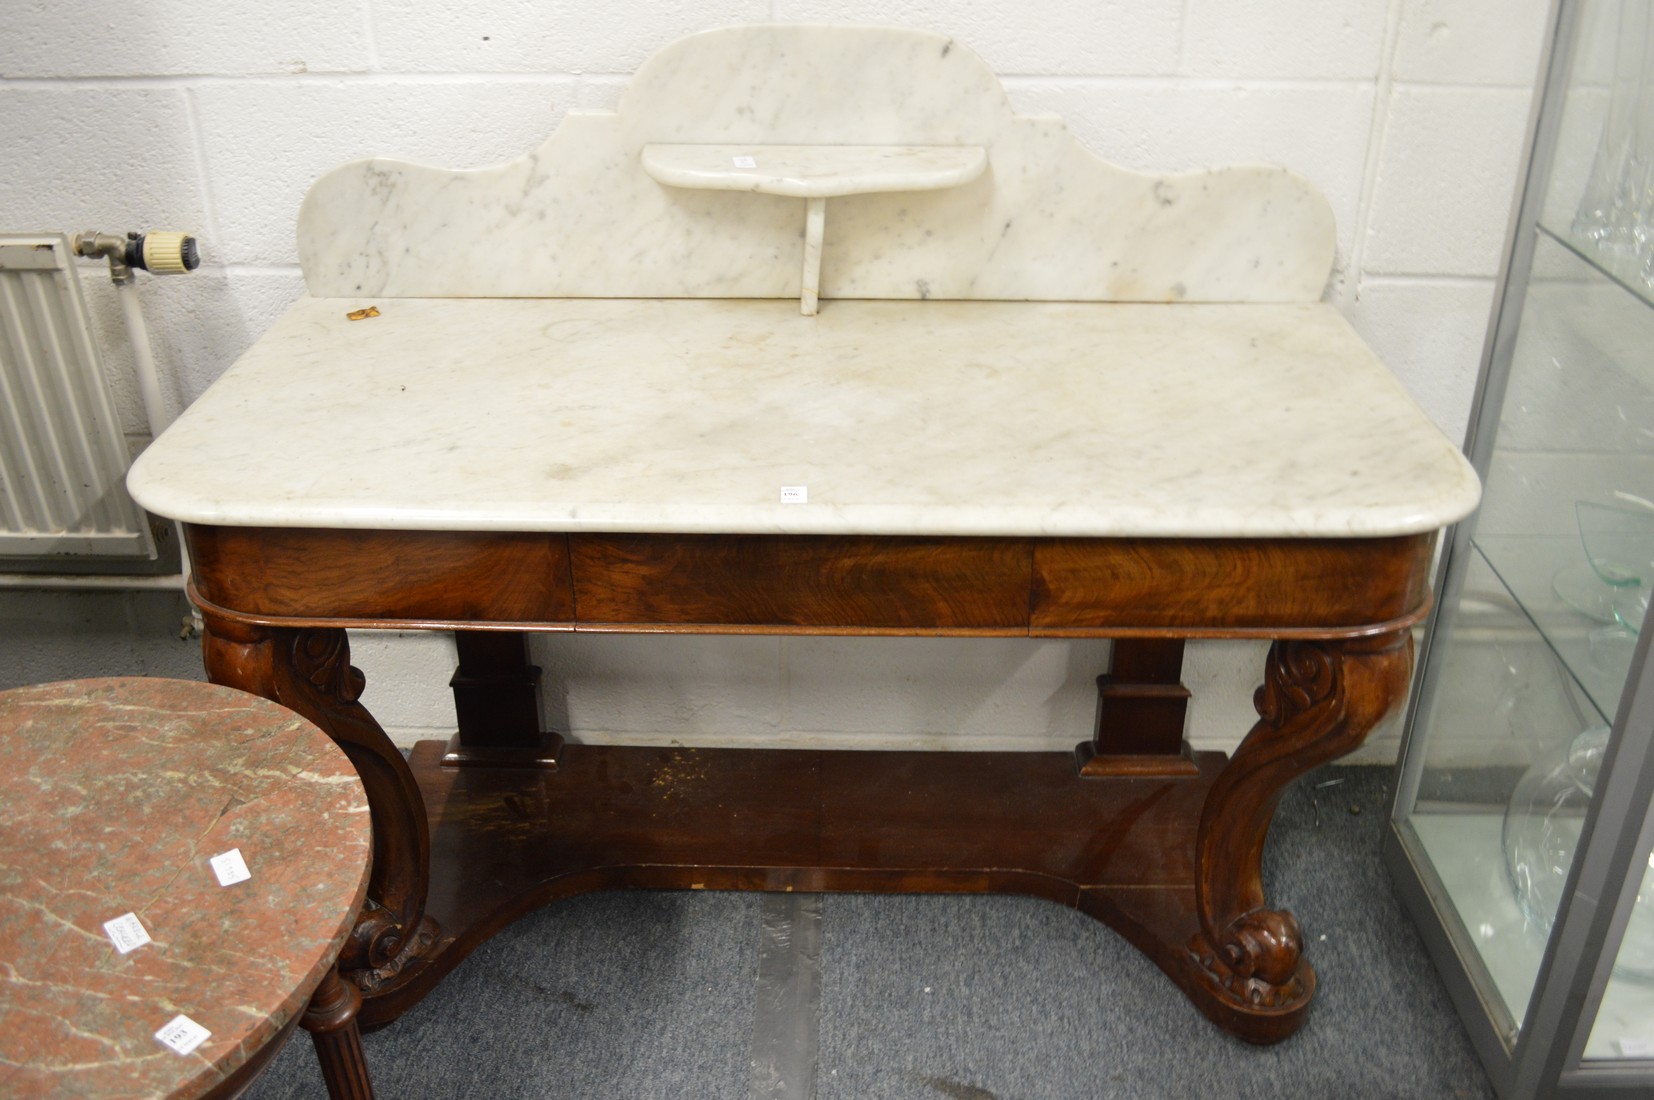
[363,0,381,72]
[182,88,229,267]
[1339,0,1409,310]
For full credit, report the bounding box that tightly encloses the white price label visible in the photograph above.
[1618,1036,1654,1057]
[732,155,757,168]
[155,1014,211,1056]
[103,912,151,954]
[780,486,808,504]
[209,848,251,887]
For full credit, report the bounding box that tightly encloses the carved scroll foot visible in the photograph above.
[200,615,440,1011]
[1185,630,1412,1041]
[1185,909,1313,1037]
[345,905,440,994]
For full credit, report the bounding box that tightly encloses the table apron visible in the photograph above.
[184,526,1435,639]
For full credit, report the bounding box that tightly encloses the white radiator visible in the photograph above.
[0,234,154,560]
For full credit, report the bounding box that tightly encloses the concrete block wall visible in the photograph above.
[0,0,1555,756]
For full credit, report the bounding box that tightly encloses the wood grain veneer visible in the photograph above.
[187,527,575,626]
[1031,534,1433,634]
[187,527,1433,638]
[569,534,1031,631]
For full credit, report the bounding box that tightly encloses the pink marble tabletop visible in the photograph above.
[0,677,371,1099]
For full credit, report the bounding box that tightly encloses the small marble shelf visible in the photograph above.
[642,143,987,315]
[639,144,987,198]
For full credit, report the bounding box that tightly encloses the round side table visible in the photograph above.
[0,677,374,1099]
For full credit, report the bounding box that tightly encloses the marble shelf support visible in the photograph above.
[641,144,987,315]
[802,196,826,314]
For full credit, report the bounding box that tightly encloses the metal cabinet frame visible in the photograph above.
[1388,2,1654,1095]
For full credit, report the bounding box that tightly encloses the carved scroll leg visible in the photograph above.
[301,966,374,1100]
[1186,630,1413,1042]
[201,615,438,1006]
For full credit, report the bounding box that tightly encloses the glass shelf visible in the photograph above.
[1467,230,1654,731]
[1494,232,1654,453]
[1471,534,1629,724]
[1534,220,1654,314]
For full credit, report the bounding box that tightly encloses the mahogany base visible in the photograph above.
[352,739,1308,1043]
[189,525,1427,1048]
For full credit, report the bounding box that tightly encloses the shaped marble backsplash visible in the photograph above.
[299,25,1336,303]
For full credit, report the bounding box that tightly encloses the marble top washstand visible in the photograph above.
[0,678,371,1100]
[121,23,1484,1050]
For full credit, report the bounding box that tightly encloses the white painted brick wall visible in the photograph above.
[0,1,375,77]
[1362,85,1536,276]
[193,78,580,265]
[1180,0,1390,79]
[0,0,1555,759]
[1004,80,1377,268]
[772,1,1183,74]
[1345,278,1497,436]
[1391,0,1552,85]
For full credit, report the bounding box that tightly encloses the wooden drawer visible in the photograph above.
[570,534,1031,632]
[187,526,575,626]
[1031,534,1433,635]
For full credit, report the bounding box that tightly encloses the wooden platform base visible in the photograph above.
[200,610,1414,1045]
[350,740,1307,1043]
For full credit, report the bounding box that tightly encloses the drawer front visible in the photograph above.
[187,526,575,626]
[571,534,1031,632]
[189,526,1432,636]
[1031,534,1433,634]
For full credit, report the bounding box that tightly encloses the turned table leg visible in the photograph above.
[302,966,374,1100]
[200,614,439,1002]
[1183,629,1413,1041]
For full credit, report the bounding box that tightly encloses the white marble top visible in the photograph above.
[127,296,1480,538]
[640,144,988,198]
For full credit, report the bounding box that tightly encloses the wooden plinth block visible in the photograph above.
[1075,740,1201,777]
[439,731,564,769]
[443,631,562,768]
[1079,638,1196,776]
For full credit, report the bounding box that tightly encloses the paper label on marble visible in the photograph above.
[297,25,1335,304]
[154,1015,211,1056]
[210,848,251,887]
[103,912,151,954]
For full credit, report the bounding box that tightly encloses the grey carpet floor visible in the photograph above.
[246,765,1493,1099]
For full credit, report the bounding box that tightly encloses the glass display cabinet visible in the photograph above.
[1388,1,1654,1095]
